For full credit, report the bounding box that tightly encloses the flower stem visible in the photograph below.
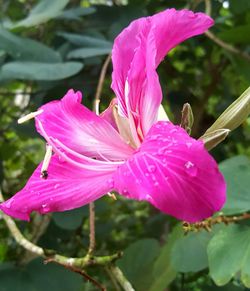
[107,265,135,291]
[88,202,96,255]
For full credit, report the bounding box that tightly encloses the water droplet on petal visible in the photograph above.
[148,165,156,173]
[185,161,197,177]
[186,142,192,149]
[107,178,114,187]
[146,194,152,201]
[41,203,50,213]
[154,181,159,187]
[170,128,177,134]
[5,198,14,209]
[54,183,60,189]
[58,155,66,163]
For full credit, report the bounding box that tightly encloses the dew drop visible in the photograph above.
[186,142,192,149]
[54,183,60,189]
[154,181,159,187]
[146,194,152,201]
[148,165,156,173]
[170,128,177,134]
[41,203,50,213]
[58,155,66,163]
[184,161,197,177]
[5,198,14,209]
[107,178,114,187]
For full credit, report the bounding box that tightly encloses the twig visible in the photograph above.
[107,265,135,291]
[44,258,107,291]
[0,190,122,287]
[105,266,122,291]
[88,54,112,255]
[20,214,51,264]
[204,0,250,61]
[205,31,250,61]
[182,212,250,234]
[93,53,112,114]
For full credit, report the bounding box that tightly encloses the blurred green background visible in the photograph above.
[0,0,250,290]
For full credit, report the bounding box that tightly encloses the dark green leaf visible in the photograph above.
[0,259,84,291]
[207,224,250,287]
[220,155,250,215]
[0,28,61,62]
[57,7,96,20]
[53,206,88,230]
[171,231,211,273]
[12,0,70,28]
[218,25,250,44]
[149,225,182,291]
[67,47,111,59]
[117,239,160,291]
[0,61,83,81]
[59,32,112,48]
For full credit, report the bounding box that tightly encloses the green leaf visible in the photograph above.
[117,239,160,291]
[67,47,111,59]
[229,0,250,14]
[207,224,250,288]
[149,225,182,291]
[0,258,84,291]
[53,207,88,230]
[200,129,230,151]
[12,0,70,28]
[59,32,112,48]
[218,25,250,44]
[0,28,61,62]
[57,7,96,20]
[0,61,83,81]
[205,86,250,134]
[171,231,212,273]
[219,155,250,215]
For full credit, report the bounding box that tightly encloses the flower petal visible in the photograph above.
[35,89,133,161]
[0,155,116,221]
[111,9,214,136]
[114,121,226,222]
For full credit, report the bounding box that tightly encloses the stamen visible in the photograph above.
[17,109,43,124]
[107,192,117,200]
[95,99,100,115]
[37,120,119,172]
[40,145,52,179]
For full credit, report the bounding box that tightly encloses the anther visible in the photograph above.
[107,192,117,200]
[17,109,43,124]
[40,145,53,179]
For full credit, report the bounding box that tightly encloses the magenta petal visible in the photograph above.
[35,89,133,161]
[0,156,116,221]
[111,9,214,136]
[114,121,226,222]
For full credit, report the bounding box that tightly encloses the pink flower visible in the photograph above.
[0,9,226,223]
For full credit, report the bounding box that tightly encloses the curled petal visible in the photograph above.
[111,9,214,137]
[114,121,226,222]
[0,156,116,221]
[35,89,133,161]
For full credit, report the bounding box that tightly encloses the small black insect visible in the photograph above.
[40,170,48,179]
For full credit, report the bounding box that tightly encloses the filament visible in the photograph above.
[18,109,43,124]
